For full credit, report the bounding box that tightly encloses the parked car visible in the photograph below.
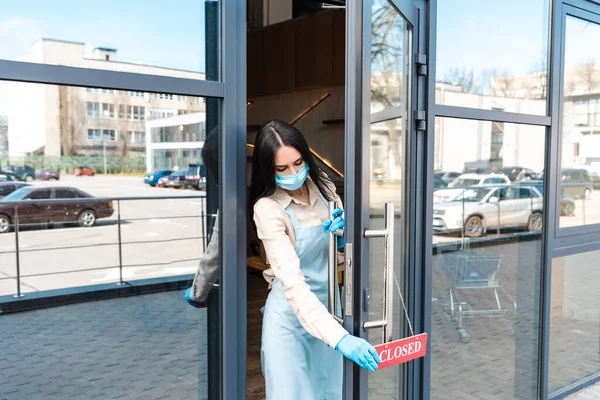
[515,180,576,217]
[144,169,173,187]
[502,167,538,181]
[3,165,35,181]
[432,184,543,238]
[0,186,114,233]
[157,175,170,187]
[434,171,461,184]
[434,174,447,188]
[434,173,511,202]
[185,164,207,190]
[74,166,95,176]
[166,170,188,189]
[560,168,593,199]
[0,170,24,182]
[0,182,30,200]
[35,169,60,181]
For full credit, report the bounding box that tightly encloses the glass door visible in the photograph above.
[344,0,424,398]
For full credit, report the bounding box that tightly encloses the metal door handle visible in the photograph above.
[328,201,343,324]
[362,203,395,343]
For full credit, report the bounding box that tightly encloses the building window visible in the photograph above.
[150,109,175,119]
[178,109,190,115]
[153,93,174,100]
[119,105,146,121]
[87,102,114,118]
[86,88,114,94]
[128,131,146,144]
[121,90,145,97]
[87,129,116,142]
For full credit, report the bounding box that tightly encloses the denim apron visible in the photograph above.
[261,193,343,400]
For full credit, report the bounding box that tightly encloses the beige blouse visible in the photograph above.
[253,174,348,349]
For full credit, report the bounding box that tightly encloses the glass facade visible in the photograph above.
[560,16,600,228]
[435,0,550,115]
[3,0,600,398]
[550,250,600,392]
[0,1,220,80]
[431,118,546,399]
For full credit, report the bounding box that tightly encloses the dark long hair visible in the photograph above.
[250,119,334,207]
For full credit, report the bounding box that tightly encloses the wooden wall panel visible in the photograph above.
[332,10,346,86]
[247,9,345,99]
[263,22,295,94]
[247,30,264,97]
[295,11,333,88]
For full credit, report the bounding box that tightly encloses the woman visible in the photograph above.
[251,120,380,399]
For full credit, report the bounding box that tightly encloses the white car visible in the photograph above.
[432,184,543,237]
[433,173,511,203]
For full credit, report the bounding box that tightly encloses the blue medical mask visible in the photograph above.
[275,163,309,191]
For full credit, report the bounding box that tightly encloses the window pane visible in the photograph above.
[431,117,546,399]
[550,250,600,392]
[435,0,549,115]
[0,80,221,399]
[0,1,220,80]
[370,0,410,112]
[559,16,600,228]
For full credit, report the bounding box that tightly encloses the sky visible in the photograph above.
[435,0,550,83]
[0,0,211,72]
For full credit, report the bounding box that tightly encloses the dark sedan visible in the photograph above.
[35,169,60,181]
[0,170,24,182]
[0,186,114,233]
[0,182,30,200]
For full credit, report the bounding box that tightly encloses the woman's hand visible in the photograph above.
[322,208,344,248]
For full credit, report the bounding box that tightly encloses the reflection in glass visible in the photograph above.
[0,1,218,79]
[435,0,549,115]
[431,117,545,399]
[560,16,600,228]
[370,0,409,112]
[0,80,215,398]
[549,250,600,392]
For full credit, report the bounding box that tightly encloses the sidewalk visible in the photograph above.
[568,383,600,399]
[0,290,207,400]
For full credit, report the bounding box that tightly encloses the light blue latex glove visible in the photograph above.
[184,287,202,308]
[335,334,381,372]
[322,208,345,249]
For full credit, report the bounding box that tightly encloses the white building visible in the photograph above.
[5,38,205,167]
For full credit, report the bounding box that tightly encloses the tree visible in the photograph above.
[577,59,598,93]
[0,116,8,157]
[370,0,405,108]
[58,87,86,156]
[444,67,477,93]
[493,72,517,98]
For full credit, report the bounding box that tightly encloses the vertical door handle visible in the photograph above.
[362,203,395,343]
[328,201,343,324]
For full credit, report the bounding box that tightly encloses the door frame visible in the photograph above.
[0,0,248,399]
[344,1,429,399]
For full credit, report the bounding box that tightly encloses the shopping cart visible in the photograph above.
[436,250,516,343]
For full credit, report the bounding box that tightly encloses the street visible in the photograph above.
[0,175,207,297]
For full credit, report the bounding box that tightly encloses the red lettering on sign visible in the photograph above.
[374,333,428,370]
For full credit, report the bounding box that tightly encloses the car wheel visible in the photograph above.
[529,212,543,232]
[24,175,33,182]
[150,184,156,187]
[564,202,575,217]
[584,188,591,200]
[78,210,96,228]
[464,216,485,238]
[0,214,11,234]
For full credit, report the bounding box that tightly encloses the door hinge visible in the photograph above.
[414,110,427,131]
[416,53,427,76]
[362,288,369,313]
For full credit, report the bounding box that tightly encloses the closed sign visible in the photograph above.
[374,333,428,370]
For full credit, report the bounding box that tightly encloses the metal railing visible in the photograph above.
[0,195,208,298]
